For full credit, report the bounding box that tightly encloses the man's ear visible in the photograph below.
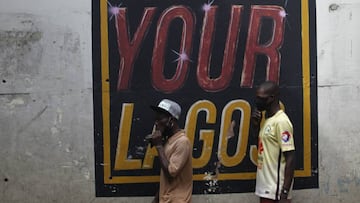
[169,117,175,127]
[165,117,172,126]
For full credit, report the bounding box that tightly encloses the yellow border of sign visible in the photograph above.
[100,0,312,184]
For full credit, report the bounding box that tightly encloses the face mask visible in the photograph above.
[256,97,270,111]
[256,100,267,111]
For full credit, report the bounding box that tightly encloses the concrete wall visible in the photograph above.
[0,0,359,202]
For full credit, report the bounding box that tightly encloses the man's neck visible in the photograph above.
[165,127,181,139]
[265,105,280,118]
[171,127,182,136]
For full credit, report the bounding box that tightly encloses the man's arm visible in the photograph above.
[250,108,262,141]
[151,130,172,178]
[156,138,191,179]
[280,150,295,200]
[155,145,171,178]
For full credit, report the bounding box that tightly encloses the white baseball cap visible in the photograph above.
[150,99,181,120]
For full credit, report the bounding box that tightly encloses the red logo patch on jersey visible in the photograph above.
[281,131,291,142]
[258,138,264,154]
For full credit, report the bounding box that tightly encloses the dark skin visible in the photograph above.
[251,81,295,203]
[150,111,182,203]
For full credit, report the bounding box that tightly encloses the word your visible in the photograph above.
[114,5,286,92]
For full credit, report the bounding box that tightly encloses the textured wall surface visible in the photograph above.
[0,0,359,202]
[315,0,360,202]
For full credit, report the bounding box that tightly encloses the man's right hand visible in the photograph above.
[151,130,163,147]
[251,108,262,128]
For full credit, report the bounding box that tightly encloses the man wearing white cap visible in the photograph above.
[150,99,193,203]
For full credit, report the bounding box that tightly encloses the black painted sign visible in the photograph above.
[92,0,318,196]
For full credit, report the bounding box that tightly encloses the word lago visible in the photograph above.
[114,99,258,170]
